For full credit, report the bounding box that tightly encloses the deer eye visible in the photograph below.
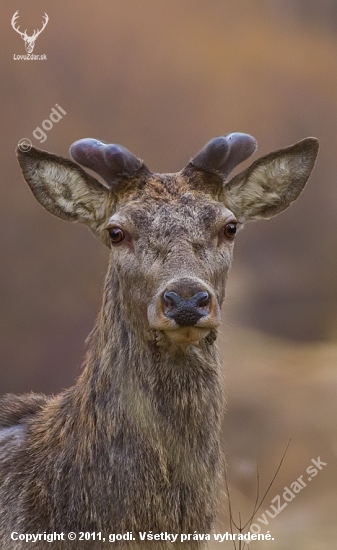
[223,222,237,240]
[108,227,125,244]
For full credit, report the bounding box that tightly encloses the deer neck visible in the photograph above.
[75,261,224,440]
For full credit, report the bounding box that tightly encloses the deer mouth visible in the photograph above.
[161,325,213,345]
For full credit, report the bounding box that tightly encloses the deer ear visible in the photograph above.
[222,138,319,221]
[17,146,109,234]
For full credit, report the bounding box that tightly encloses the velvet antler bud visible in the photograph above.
[190,132,258,179]
[70,138,144,187]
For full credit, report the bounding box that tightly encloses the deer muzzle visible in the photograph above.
[148,278,221,344]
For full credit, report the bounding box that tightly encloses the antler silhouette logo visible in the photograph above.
[11,11,49,54]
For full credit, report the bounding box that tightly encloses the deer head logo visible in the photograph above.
[11,11,49,54]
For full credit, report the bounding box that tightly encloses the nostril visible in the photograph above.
[163,291,183,313]
[193,291,210,309]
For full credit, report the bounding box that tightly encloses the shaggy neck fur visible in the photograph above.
[77,260,224,456]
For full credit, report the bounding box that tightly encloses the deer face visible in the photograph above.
[24,38,36,54]
[17,134,318,346]
[105,180,235,344]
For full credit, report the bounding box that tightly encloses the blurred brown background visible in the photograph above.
[1,0,336,548]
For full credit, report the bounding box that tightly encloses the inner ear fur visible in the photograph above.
[222,138,319,221]
[17,146,109,227]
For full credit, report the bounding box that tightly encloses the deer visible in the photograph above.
[11,11,49,54]
[0,133,318,549]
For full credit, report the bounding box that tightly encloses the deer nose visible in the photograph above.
[163,290,211,326]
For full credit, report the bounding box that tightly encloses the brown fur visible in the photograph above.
[0,135,318,549]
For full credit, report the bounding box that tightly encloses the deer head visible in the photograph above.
[11,11,49,54]
[17,134,318,347]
